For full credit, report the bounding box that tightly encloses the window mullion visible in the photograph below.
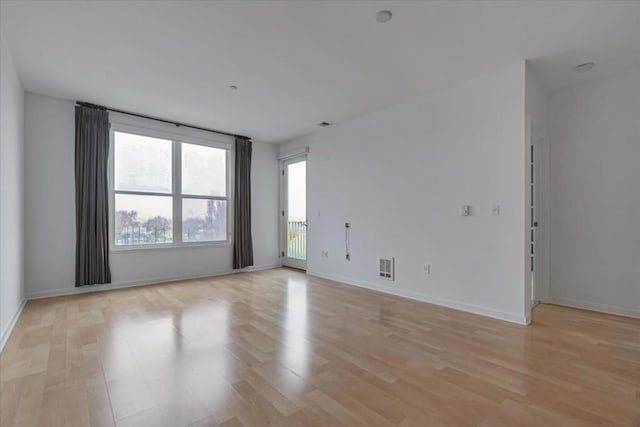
[180,194,229,201]
[173,140,182,244]
[113,190,173,197]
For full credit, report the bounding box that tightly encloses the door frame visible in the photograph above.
[279,154,307,270]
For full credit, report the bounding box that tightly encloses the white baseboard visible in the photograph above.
[0,298,27,353]
[307,270,529,325]
[26,264,280,300]
[547,296,640,319]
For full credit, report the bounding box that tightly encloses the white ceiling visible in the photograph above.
[1,1,639,142]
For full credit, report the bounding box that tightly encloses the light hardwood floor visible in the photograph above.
[1,268,638,426]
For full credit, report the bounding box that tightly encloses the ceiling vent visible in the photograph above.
[573,62,595,73]
[318,122,331,127]
[379,257,395,281]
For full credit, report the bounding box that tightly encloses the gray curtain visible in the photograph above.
[75,105,111,286]
[233,137,254,269]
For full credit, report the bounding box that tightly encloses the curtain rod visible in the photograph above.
[76,101,250,140]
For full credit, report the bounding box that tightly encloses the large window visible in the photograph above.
[110,117,231,249]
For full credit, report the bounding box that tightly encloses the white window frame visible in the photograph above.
[108,112,234,252]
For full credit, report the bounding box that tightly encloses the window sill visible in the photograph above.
[110,241,232,254]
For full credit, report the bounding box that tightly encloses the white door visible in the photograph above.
[530,137,539,306]
[281,156,307,270]
[531,131,547,306]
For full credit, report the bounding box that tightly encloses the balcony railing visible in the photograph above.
[287,221,307,259]
[116,225,171,245]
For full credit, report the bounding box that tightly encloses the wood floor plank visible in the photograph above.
[1,268,638,426]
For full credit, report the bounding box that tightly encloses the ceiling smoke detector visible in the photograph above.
[318,122,331,127]
[573,62,595,73]
[376,10,393,23]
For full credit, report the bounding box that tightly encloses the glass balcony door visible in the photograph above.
[281,156,306,270]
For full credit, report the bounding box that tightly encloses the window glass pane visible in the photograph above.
[182,143,226,196]
[115,194,173,245]
[287,161,306,221]
[182,198,227,242]
[115,131,172,193]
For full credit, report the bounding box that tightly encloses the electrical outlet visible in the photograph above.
[321,250,329,258]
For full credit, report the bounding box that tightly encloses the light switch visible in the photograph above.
[461,205,471,216]
[492,204,500,216]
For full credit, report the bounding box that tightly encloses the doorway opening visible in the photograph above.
[281,156,307,270]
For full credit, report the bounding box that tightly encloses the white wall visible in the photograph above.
[548,68,640,317]
[279,63,529,324]
[24,93,280,298]
[525,65,550,139]
[0,32,25,349]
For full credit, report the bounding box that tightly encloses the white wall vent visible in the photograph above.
[379,257,395,280]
